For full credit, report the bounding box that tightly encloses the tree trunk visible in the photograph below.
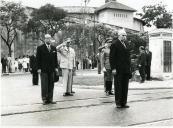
[8,45,12,57]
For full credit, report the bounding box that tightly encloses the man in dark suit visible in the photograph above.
[30,50,38,85]
[145,46,152,80]
[109,29,131,108]
[138,46,146,83]
[36,34,58,105]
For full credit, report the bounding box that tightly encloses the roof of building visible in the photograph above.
[134,17,145,25]
[60,6,96,14]
[149,28,173,34]
[95,1,136,13]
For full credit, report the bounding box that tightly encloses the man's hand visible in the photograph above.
[62,41,67,46]
[55,68,59,75]
[112,69,117,75]
[37,69,41,74]
[102,67,106,72]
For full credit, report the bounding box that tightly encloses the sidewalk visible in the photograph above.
[1,71,173,126]
[1,72,30,76]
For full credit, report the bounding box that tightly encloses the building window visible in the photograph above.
[163,41,172,72]
[150,34,160,37]
[162,33,172,37]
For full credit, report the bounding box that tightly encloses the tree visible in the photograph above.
[0,0,28,56]
[141,3,172,28]
[62,24,92,59]
[127,34,147,55]
[28,4,67,37]
[94,23,113,46]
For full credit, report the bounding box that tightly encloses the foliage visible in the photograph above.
[61,24,92,59]
[27,4,67,37]
[94,23,113,46]
[141,3,172,28]
[127,34,147,54]
[0,0,28,56]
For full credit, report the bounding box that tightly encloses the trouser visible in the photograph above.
[104,69,113,92]
[2,65,6,73]
[139,66,145,81]
[145,65,151,80]
[114,73,129,106]
[32,71,38,85]
[41,72,54,102]
[62,68,73,93]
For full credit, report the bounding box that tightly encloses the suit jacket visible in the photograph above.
[109,38,131,74]
[137,51,146,66]
[145,51,152,66]
[101,48,111,70]
[29,55,37,72]
[36,44,58,73]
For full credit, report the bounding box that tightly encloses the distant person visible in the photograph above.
[36,34,58,105]
[7,54,12,73]
[88,57,92,69]
[14,58,18,72]
[83,58,87,69]
[75,60,79,70]
[109,29,132,108]
[1,55,7,73]
[137,46,146,83]
[56,38,76,96]
[22,55,28,72]
[101,38,114,96]
[30,50,38,85]
[145,46,152,80]
[18,56,23,72]
[26,55,30,72]
[91,55,96,69]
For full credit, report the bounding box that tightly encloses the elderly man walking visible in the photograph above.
[109,29,132,108]
[56,38,76,96]
[36,34,58,105]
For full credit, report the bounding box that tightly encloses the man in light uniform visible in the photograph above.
[56,38,76,96]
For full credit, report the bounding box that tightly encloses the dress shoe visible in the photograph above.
[140,80,145,83]
[71,91,75,93]
[116,105,129,108]
[42,101,49,105]
[49,101,56,104]
[109,91,114,95]
[63,92,73,96]
[116,105,122,108]
[122,105,130,108]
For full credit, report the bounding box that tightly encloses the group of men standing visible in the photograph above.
[138,45,152,83]
[31,28,151,109]
[32,34,76,105]
[100,29,132,108]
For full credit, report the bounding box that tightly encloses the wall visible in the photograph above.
[149,29,173,79]
[133,19,144,32]
[97,9,134,30]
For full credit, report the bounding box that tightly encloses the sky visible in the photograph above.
[4,0,173,13]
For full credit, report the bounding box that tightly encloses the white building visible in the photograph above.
[149,29,173,79]
[61,0,144,33]
[95,0,144,32]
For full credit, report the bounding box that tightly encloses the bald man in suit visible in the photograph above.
[37,34,58,105]
[109,29,132,108]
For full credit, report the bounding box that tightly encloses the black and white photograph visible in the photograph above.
[1,0,173,127]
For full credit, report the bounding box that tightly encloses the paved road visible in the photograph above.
[1,71,173,126]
